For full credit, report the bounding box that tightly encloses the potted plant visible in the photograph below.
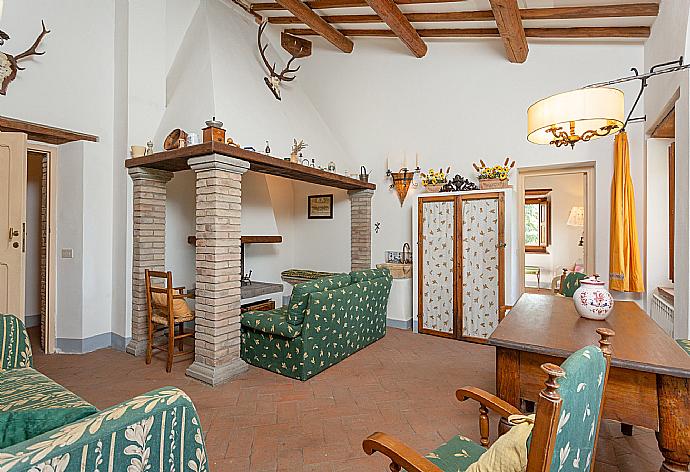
[473,158,515,189]
[421,167,450,193]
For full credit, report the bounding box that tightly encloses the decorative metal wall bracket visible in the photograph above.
[387,166,420,206]
[585,56,689,130]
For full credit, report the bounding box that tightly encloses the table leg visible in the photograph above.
[657,375,690,472]
[496,347,520,435]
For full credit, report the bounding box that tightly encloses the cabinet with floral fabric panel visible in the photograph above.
[417,192,506,341]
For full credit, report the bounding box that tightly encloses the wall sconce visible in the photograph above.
[387,166,420,206]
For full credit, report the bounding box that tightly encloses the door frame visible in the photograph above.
[517,163,596,294]
[26,143,58,354]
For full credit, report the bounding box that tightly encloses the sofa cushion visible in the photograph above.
[0,368,98,448]
[677,339,690,356]
[350,268,390,283]
[287,274,351,325]
[241,307,302,339]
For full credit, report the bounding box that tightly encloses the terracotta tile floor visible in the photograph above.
[30,328,662,471]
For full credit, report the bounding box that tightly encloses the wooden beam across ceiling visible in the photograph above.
[253,0,462,11]
[488,0,527,63]
[275,0,354,52]
[285,26,651,39]
[364,0,427,57]
[268,3,660,25]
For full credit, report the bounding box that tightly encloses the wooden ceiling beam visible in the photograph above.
[489,0,528,63]
[364,0,427,57]
[274,0,354,52]
[285,26,651,38]
[268,3,659,25]
[253,0,462,11]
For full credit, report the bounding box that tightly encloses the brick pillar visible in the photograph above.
[126,167,173,356]
[349,189,374,271]
[186,154,249,386]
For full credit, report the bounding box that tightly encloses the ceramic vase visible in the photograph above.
[573,276,614,320]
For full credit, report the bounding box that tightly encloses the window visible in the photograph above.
[525,189,551,253]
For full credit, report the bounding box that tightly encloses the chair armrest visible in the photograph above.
[363,432,443,472]
[0,387,207,472]
[456,386,521,417]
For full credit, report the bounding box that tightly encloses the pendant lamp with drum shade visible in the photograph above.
[527,87,625,149]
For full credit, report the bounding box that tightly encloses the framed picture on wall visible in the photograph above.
[308,194,333,219]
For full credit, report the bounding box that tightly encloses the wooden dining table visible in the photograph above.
[489,294,690,472]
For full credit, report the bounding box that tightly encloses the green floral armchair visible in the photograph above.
[0,314,208,472]
[241,269,392,380]
[364,328,615,472]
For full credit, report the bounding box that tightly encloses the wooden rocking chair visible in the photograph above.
[145,270,195,372]
[363,328,615,472]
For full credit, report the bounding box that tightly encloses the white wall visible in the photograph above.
[524,173,585,288]
[645,138,673,313]
[297,39,646,294]
[644,0,690,338]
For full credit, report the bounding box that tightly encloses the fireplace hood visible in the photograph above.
[241,172,281,241]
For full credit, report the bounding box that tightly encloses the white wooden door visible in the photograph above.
[0,133,27,320]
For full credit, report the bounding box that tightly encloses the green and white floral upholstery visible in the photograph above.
[0,387,207,472]
[241,269,392,380]
[0,314,32,370]
[419,435,487,471]
[547,345,607,472]
[676,339,690,356]
[561,272,587,298]
[0,314,208,472]
[0,368,98,448]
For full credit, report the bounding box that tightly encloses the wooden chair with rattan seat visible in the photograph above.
[363,328,615,472]
[145,269,195,373]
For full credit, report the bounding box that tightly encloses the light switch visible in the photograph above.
[61,248,73,259]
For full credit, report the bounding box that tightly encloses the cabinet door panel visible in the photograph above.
[460,195,503,340]
[418,197,456,337]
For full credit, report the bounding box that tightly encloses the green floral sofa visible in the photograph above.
[0,314,208,472]
[241,268,392,380]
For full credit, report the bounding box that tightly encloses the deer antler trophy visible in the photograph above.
[0,20,50,95]
[257,21,311,100]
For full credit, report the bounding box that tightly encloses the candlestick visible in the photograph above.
[386,155,389,171]
[415,153,419,168]
[403,152,407,169]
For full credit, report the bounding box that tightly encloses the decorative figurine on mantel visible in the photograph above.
[145,140,154,156]
[473,158,515,190]
[202,117,225,144]
[265,141,271,154]
[290,139,308,163]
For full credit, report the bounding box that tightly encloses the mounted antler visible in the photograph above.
[257,21,309,100]
[0,20,51,95]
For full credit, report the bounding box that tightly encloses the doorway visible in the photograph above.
[517,164,596,295]
[26,146,57,353]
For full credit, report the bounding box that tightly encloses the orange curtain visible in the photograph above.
[609,131,644,292]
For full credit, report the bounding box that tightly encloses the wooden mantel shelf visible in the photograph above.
[0,115,99,145]
[125,141,376,191]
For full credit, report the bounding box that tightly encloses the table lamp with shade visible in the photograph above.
[567,206,585,247]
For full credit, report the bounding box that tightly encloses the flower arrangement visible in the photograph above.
[421,167,450,193]
[472,158,515,189]
[421,167,450,186]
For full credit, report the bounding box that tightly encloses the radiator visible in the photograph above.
[650,292,674,337]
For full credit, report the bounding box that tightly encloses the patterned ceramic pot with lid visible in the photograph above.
[573,275,614,320]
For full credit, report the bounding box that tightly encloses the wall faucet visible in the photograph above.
[402,242,412,264]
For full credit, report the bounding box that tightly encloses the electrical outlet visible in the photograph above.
[61,248,73,259]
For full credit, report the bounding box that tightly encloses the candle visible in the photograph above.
[403,152,407,169]
[415,153,419,168]
[386,155,389,171]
